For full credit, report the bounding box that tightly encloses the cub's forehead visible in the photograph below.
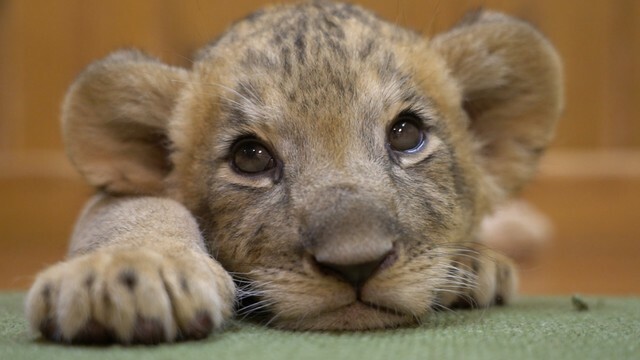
[195,2,423,86]
[197,2,419,64]
[192,2,427,125]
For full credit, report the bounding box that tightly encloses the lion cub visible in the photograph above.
[25,1,562,344]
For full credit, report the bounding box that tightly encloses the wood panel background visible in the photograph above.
[1,0,639,294]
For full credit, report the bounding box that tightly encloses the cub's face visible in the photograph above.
[171,3,482,330]
[63,2,562,330]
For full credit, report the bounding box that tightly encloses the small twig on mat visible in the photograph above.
[571,294,589,311]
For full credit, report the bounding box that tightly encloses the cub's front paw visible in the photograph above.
[438,245,517,309]
[25,248,235,344]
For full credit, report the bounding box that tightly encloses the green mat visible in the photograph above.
[1,293,638,359]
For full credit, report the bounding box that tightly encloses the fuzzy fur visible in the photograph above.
[25,1,562,344]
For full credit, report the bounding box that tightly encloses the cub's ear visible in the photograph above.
[432,11,563,198]
[62,50,188,195]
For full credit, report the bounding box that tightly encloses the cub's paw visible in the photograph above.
[438,244,517,309]
[25,248,235,344]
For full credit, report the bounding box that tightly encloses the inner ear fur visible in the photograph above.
[432,11,563,198]
[62,50,188,195]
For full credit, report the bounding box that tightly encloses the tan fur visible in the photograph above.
[480,200,552,265]
[26,1,562,343]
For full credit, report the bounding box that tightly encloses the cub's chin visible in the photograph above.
[272,302,418,331]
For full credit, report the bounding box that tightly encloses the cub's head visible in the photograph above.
[62,2,562,330]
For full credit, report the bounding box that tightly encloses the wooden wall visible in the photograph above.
[1,0,639,294]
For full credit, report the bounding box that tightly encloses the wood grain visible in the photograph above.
[1,0,638,294]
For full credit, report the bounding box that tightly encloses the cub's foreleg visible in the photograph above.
[25,195,235,344]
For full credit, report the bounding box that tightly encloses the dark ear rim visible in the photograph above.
[62,49,189,195]
[432,10,564,198]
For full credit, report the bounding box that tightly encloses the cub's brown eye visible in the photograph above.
[388,113,425,153]
[231,139,276,174]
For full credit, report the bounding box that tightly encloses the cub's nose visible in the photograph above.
[299,184,400,287]
[315,251,394,288]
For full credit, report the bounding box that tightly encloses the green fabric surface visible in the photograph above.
[1,293,638,359]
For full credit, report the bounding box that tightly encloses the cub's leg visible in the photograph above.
[437,243,517,309]
[25,195,235,344]
[479,200,552,265]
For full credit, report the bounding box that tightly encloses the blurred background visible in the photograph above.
[1,0,638,294]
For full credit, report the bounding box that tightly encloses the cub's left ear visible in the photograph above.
[432,11,563,198]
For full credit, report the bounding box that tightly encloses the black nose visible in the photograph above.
[315,252,393,287]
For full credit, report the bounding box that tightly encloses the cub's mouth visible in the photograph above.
[233,248,452,331]
[237,283,419,331]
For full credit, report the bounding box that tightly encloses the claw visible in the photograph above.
[182,311,213,340]
[39,317,62,342]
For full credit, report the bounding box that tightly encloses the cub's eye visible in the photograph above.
[231,139,276,174]
[388,113,425,153]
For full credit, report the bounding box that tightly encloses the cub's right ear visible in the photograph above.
[62,50,188,195]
